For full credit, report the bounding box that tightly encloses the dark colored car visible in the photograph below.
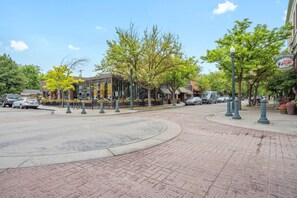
[2,94,21,107]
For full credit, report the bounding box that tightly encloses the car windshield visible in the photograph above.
[8,94,21,99]
[26,98,36,101]
[202,93,210,98]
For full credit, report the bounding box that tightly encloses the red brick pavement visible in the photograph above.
[0,111,297,197]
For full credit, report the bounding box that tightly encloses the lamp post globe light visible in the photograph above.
[130,65,134,110]
[230,46,236,111]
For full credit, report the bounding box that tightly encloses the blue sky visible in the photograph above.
[0,0,289,77]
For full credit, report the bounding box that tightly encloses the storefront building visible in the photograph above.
[286,0,297,70]
[42,72,195,103]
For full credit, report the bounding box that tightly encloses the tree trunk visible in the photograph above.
[147,89,151,107]
[57,89,61,100]
[61,91,65,107]
[248,84,253,107]
[238,79,242,110]
[172,91,176,106]
[253,85,258,106]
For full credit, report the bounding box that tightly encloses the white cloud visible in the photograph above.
[213,1,238,15]
[10,40,29,51]
[96,25,107,32]
[283,10,287,21]
[68,44,80,50]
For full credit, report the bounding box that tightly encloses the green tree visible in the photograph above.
[196,75,210,93]
[20,64,42,90]
[42,65,84,104]
[96,24,183,107]
[267,69,297,100]
[207,71,231,95]
[201,18,292,109]
[163,57,200,105]
[0,54,24,95]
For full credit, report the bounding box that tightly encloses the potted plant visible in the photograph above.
[278,104,287,114]
[286,101,296,115]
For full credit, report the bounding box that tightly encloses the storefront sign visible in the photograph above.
[275,53,294,70]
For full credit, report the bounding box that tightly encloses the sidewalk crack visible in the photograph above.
[106,148,115,156]
[17,156,33,168]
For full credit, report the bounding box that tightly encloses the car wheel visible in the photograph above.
[20,104,23,109]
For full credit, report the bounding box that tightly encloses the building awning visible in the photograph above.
[178,87,193,95]
[178,87,188,93]
[160,87,171,94]
[187,90,193,95]
[21,89,42,95]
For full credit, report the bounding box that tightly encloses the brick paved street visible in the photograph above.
[0,106,297,197]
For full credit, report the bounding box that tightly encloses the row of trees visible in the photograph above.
[95,24,200,106]
[2,19,294,108]
[201,18,293,109]
[0,54,42,96]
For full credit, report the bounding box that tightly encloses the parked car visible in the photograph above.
[185,97,202,105]
[12,97,39,109]
[201,91,218,104]
[217,96,226,103]
[2,94,21,107]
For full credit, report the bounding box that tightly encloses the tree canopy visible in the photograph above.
[42,65,84,101]
[163,57,200,105]
[0,54,24,95]
[267,68,297,100]
[20,64,42,90]
[96,24,185,106]
[201,18,292,108]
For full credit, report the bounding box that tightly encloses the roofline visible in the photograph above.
[286,0,294,24]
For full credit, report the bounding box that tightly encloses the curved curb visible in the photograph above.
[0,120,182,169]
[205,112,297,135]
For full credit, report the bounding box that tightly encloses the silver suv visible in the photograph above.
[2,94,21,107]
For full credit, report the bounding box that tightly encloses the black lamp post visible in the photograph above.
[130,66,134,110]
[230,46,236,111]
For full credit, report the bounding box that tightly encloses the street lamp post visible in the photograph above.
[130,66,133,110]
[230,46,236,112]
[81,86,87,114]
[91,84,94,110]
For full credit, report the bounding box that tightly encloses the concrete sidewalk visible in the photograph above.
[38,102,186,116]
[207,101,297,135]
